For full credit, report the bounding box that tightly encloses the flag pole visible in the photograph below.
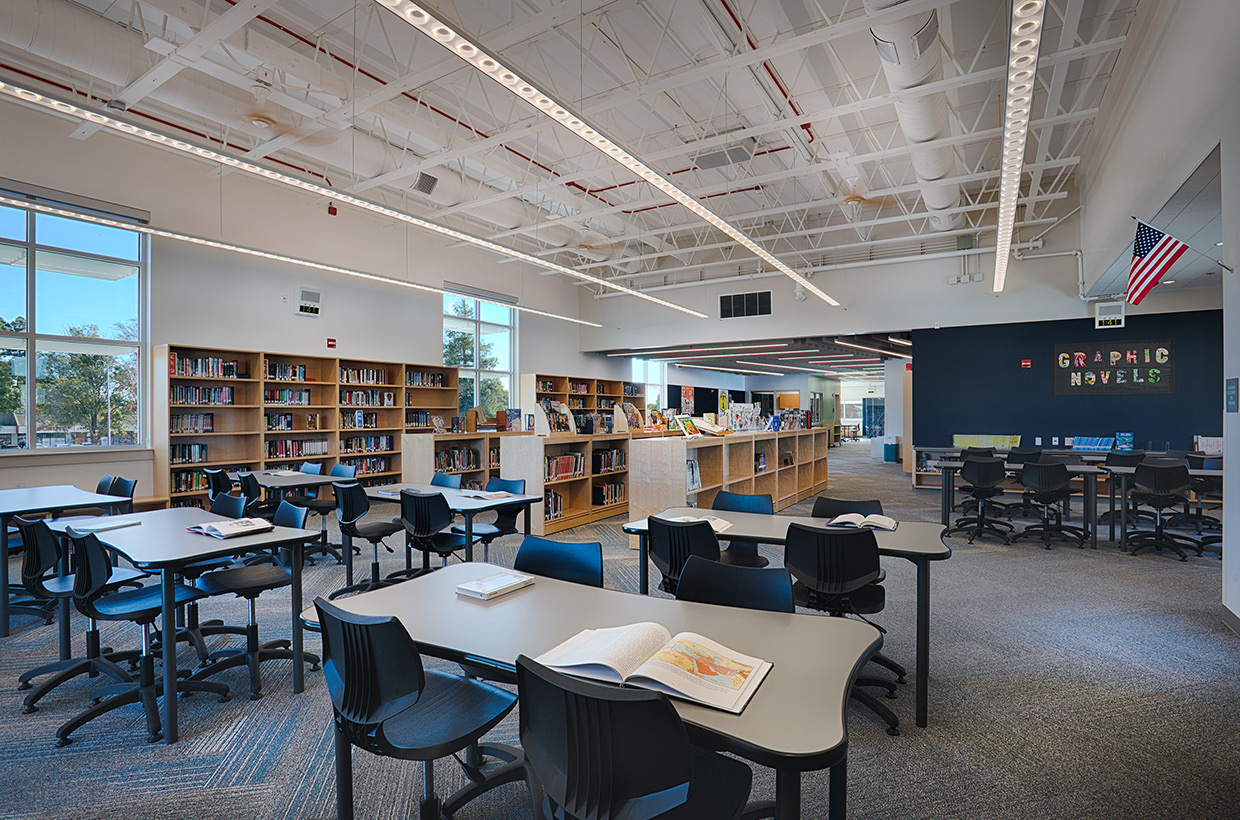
[1131,216,1234,271]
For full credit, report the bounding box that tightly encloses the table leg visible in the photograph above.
[292,537,305,694]
[829,757,846,820]
[638,533,649,595]
[1119,473,1130,551]
[58,540,71,660]
[1088,473,1097,550]
[776,769,803,820]
[161,570,178,743]
[915,558,930,728]
[524,503,531,536]
[344,532,354,588]
[464,513,475,562]
[939,469,950,526]
[1,514,9,637]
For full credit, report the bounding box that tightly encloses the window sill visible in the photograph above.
[0,447,153,467]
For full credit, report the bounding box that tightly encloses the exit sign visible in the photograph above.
[1021,359,1032,368]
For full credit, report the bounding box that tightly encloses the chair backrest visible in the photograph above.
[961,456,1006,488]
[273,499,309,529]
[203,468,233,502]
[517,655,694,820]
[430,472,462,489]
[811,496,883,518]
[485,476,526,495]
[209,492,247,519]
[64,529,120,618]
[333,482,370,528]
[109,476,137,500]
[237,472,264,508]
[485,476,528,531]
[314,597,427,755]
[1105,450,1147,468]
[17,517,61,599]
[783,523,880,597]
[514,536,603,588]
[1134,461,1191,495]
[94,474,116,495]
[299,462,323,475]
[960,447,996,460]
[674,554,794,614]
[711,490,774,515]
[400,490,453,539]
[1164,449,1189,462]
[646,516,720,588]
[330,463,357,479]
[1021,460,1071,493]
[1006,447,1043,465]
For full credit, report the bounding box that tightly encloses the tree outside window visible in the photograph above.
[443,296,513,417]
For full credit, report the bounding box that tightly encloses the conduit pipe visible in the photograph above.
[1012,247,1093,300]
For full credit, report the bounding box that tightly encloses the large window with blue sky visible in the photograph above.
[0,200,143,449]
[443,295,513,418]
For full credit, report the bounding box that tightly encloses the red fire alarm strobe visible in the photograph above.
[327,338,337,349]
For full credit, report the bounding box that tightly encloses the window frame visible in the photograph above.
[442,295,515,417]
[0,198,148,454]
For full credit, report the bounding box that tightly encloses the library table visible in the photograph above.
[48,507,318,743]
[330,561,881,820]
[623,510,950,729]
[930,460,1102,549]
[0,486,128,637]
[228,469,339,502]
[1100,464,1225,550]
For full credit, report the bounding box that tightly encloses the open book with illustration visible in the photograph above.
[186,517,275,539]
[535,622,772,713]
[825,512,898,531]
[666,514,733,533]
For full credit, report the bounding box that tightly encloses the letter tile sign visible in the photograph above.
[1051,340,1174,395]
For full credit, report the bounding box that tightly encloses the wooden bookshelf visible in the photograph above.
[500,433,630,535]
[519,373,645,435]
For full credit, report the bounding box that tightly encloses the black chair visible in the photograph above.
[517,655,752,820]
[1011,460,1086,549]
[710,490,772,568]
[1126,460,1203,561]
[203,468,234,504]
[315,597,524,820]
[950,448,998,513]
[675,554,794,614]
[944,457,1013,544]
[450,476,527,562]
[56,474,137,523]
[647,516,720,595]
[812,496,885,518]
[783,523,903,736]
[329,482,404,599]
[209,492,246,520]
[14,517,145,714]
[514,535,603,588]
[55,529,229,746]
[431,471,463,489]
[391,490,478,582]
[188,501,321,699]
[294,463,357,564]
[236,472,279,520]
[1001,448,1043,518]
[1170,455,1223,534]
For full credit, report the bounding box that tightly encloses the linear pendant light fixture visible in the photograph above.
[0,79,703,319]
[834,339,912,359]
[993,0,1047,293]
[672,363,786,377]
[0,194,602,327]
[607,343,789,357]
[371,0,839,308]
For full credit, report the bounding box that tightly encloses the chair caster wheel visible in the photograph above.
[249,692,263,701]
[896,677,906,685]
[23,704,37,714]
[218,695,231,703]
[90,698,102,705]
[885,691,897,700]
[311,663,321,671]
[55,737,72,747]
[147,733,163,744]
[886,727,901,737]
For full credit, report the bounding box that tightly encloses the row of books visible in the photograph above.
[592,449,627,473]
[462,478,484,491]
[568,382,590,394]
[264,389,311,406]
[597,397,618,410]
[340,411,380,429]
[545,453,586,482]
[267,438,329,458]
[569,397,586,409]
[405,410,431,427]
[266,413,322,431]
[339,367,389,385]
[170,443,208,465]
[171,469,211,494]
[340,455,389,475]
[265,361,309,381]
[407,371,446,387]
[341,434,394,453]
[536,380,557,392]
[340,390,397,407]
[544,489,564,521]
[623,384,641,396]
[170,413,214,433]
[172,385,234,406]
[170,353,243,379]
[436,447,480,472]
[489,447,501,468]
[592,482,626,506]
[171,498,204,509]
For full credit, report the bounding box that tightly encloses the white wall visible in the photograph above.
[884,359,906,442]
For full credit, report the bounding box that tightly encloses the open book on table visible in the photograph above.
[460,490,512,500]
[825,512,898,531]
[666,514,732,533]
[186,517,275,539]
[535,622,772,714]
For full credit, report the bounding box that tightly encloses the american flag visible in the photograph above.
[1127,222,1188,305]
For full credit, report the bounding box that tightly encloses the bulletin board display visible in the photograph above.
[1052,339,1174,395]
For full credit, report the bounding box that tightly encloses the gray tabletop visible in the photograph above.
[927,460,1103,475]
[366,482,541,512]
[1102,465,1224,478]
[0,485,124,516]
[327,561,882,770]
[230,471,340,491]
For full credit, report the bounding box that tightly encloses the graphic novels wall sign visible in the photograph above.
[1052,340,1174,395]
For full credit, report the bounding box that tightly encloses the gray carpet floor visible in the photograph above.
[2,440,1237,819]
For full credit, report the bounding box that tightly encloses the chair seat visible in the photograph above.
[378,669,517,761]
[41,566,147,597]
[197,564,292,597]
[717,545,770,568]
[179,555,236,578]
[451,522,503,537]
[1131,490,1184,510]
[92,582,207,621]
[291,496,336,513]
[353,519,405,541]
[792,580,884,614]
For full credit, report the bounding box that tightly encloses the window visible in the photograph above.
[0,201,144,450]
[443,295,513,417]
[631,358,665,412]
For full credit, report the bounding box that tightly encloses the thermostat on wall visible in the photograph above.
[296,286,322,317]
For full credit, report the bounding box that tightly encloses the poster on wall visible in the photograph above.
[1051,339,1174,395]
[681,386,695,415]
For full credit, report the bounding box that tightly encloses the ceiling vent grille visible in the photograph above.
[410,172,439,197]
[695,138,757,170]
[720,290,771,319]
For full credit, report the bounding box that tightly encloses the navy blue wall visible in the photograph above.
[911,309,1222,449]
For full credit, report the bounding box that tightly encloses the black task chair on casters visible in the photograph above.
[391,490,478,582]
[1125,460,1204,561]
[1170,454,1223,535]
[451,476,527,563]
[328,483,405,599]
[951,448,998,515]
[1100,450,1153,529]
[236,471,279,520]
[1011,460,1087,549]
[646,516,721,596]
[14,518,145,714]
[55,529,230,747]
[1001,448,1043,518]
[517,655,753,820]
[315,597,524,820]
[710,490,772,568]
[293,463,357,564]
[203,468,234,504]
[783,523,904,736]
[944,457,1013,544]
[188,501,321,700]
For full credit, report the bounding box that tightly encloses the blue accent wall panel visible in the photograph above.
[911,309,1222,449]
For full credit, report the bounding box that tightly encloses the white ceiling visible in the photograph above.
[0,0,1142,316]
